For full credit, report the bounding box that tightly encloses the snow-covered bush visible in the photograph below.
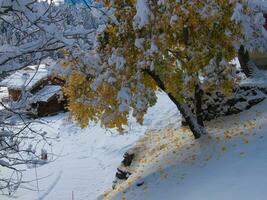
[0,0,102,76]
[0,0,104,195]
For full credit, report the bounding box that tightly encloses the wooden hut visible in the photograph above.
[0,62,67,117]
[30,85,67,117]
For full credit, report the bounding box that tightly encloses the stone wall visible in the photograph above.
[186,85,266,123]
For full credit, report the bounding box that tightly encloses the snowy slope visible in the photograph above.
[107,99,267,200]
[2,92,178,200]
[2,88,267,200]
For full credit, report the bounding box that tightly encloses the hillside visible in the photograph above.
[105,98,267,200]
[1,90,266,200]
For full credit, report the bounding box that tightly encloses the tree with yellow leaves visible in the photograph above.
[64,0,267,139]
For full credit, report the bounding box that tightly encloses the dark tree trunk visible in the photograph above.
[238,45,252,77]
[145,69,206,139]
[194,83,204,127]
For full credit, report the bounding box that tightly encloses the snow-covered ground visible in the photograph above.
[2,92,178,200]
[107,98,267,200]
[2,88,267,200]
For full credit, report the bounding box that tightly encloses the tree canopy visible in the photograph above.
[64,0,267,137]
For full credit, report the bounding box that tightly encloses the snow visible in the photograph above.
[170,15,178,24]
[1,85,267,200]
[134,38,145,50]
[231,57,267,88]
[117,87,132,112]
[1,92,178,200]
[241,76,267,89]
[240,67,267,89]
[231,1,267,52]
[1,78,267,200]
[108,51,126,70]
[1,1,267,199]
[133,0,151,29]
[0,159,10,167]
[31,85,61,103]
[107,98,267,200]
[1,89,265,200]
[0,64,51,91]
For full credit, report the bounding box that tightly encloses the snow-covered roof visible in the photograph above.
[31,85,62,103]
[0,64,51,90]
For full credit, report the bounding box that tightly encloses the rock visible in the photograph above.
[185,85,266,122]
[228,106,242,115]
[115,168,131,180]
[122,152,135,167]
[238,97,247,102]
[226,98,238,106]
[136,181,144,187]
[251,89,257,95]
[112,181,117,189]
[248,97,265,107]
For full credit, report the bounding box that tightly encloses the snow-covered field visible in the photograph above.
[2,92,178,200]
[2,90,267,200]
